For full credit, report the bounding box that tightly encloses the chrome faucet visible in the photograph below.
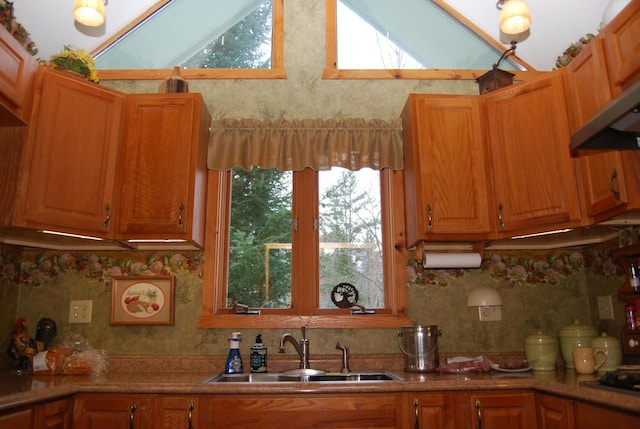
[336,342,351,374]
[279,326,310,369]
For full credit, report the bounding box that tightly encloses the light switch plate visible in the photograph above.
[597,295,614,320]
[68,300,92,323]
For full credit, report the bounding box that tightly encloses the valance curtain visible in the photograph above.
[207,118,403,171]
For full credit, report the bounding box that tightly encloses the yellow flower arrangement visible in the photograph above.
[47,46,99,83]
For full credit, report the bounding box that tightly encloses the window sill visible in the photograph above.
[98,68,288,81]
[197,313,412,329]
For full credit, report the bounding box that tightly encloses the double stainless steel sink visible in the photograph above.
[206,371,402,383]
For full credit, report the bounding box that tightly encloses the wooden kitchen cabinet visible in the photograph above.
[0,406,34,428]
[563,36,638,221]
[469,390,537,429]
[34,398,73,429]
[73,394,152,429]
[153,396,199,429]
[118,93,210,248]
[536,393,574,429]
[403,392,464,429]
[201,393,400,428]
[574,400,640,428]
[484,72,582,236]
[0,25,38,126]
[16,67,125,239]
[602,0,640,95]
[401,94,493,245]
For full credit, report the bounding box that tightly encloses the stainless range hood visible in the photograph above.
[571,78,640,150]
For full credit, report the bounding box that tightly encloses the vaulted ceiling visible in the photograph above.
[11,0,626,72]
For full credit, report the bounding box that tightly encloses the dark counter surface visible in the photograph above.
[1,354,638,414]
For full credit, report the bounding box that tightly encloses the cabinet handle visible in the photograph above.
[129,402,137,429]
[497,203,505,230]
[178,203,185,231]
[413,397,419,429]
[475,399,482,429]
[609,169,621,201]
[188,401,195,429]
[426,204,433,230]
[103,203,111,229]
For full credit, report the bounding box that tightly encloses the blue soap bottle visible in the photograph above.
[224,332,243,374]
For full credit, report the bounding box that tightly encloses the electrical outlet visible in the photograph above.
[597,295,614,320]
[68,300,92,324]
[478,306,502,322]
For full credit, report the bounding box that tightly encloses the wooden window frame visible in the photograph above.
[198,168,411,328]
[96,0,286,81]
[323,0,541,81]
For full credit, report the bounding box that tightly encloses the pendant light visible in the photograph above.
[498,0,531,35]
[73,0,106,27]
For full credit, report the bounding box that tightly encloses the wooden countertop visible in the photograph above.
[1,354,639,415]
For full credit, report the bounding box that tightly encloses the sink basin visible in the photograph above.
[205,371,402,383]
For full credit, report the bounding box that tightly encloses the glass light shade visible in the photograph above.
[500,0,531,35]
[73,0,106,27]
[467,286,503,307]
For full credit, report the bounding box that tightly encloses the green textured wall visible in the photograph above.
[0,247,625,361]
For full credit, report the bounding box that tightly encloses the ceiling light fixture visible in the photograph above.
[496,0,531,35]
[73,0,106,27]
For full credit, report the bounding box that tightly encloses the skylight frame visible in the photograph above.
[323,0,537,81]
[95,0,285,81]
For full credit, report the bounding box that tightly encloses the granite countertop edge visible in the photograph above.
[0,353,638,415]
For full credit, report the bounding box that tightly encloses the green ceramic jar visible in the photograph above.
[558,320,597,369]
[591,332,622,372]
[524,331,558,371]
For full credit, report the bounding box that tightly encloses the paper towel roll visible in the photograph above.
[423,253,482,269]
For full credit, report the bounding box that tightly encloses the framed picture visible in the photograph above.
[110,276,175,326]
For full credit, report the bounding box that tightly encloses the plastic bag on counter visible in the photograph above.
[436,355,491,373]
[33,333,111,375]
[63,349,110,375]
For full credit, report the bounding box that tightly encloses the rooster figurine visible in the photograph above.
[7,317,45,372]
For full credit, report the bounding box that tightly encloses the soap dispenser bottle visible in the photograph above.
[225,332,243,374]
[250,334,267,373]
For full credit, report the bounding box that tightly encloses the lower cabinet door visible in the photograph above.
[469,391,537,429]
[574,401,640,429]
[536,393,574,429]
[73,394,151,429]
[406,392,464,429]
[153,396,199,429]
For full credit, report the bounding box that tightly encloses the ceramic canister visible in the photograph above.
[591,332,622,372]
[558,320,598,369]
[524,331,558,371]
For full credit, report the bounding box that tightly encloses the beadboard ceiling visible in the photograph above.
[12,0,623,71]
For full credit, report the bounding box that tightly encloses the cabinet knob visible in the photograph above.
[497,203,505,230]
[103,203,111,229]
[629,339,639,348]
[178,203,185,231]
[609,169,621,201]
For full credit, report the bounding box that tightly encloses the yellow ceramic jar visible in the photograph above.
[524,331,558,371]
[558,320,598,369]
[590,332,622,372]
